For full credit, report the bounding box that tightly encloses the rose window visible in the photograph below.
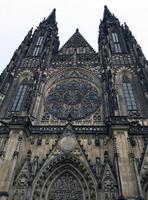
[46,79,101,120]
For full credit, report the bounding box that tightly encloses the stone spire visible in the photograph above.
[103,5,119,23]
[46,8,56,26]
[103,5,113,20]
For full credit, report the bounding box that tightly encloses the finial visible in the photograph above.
[124,22,129,29]
[103,5,113,20]
[46,8,56,25]
[76,28,79,33]
[27,27,33,36]
[67,113,73,123]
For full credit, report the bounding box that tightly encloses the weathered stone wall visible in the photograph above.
[0,124,147,200]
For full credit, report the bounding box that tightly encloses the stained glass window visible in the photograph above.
[11,85,27,111]
[33,47,40,56]
[111,33,121,53]
[36,36,44,46]
[33,36,44,56]
[46,79,101,120]
[122,78,138,111]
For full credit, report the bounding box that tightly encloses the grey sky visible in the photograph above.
[0,0,148,73]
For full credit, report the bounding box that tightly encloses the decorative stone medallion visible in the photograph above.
[59,135,77,152]
[46,79,101,120]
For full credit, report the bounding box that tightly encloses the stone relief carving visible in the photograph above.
[48,171,84,200]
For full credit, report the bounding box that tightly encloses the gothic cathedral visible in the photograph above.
[0,5,148,200]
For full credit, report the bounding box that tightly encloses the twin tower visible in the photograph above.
[0,6,148,200]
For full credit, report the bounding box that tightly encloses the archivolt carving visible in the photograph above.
[31,154,97,200]
[15,69,33,81]
[114,66,135,78]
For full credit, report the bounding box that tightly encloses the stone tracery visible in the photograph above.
[45,79,101,120]
[48,171,84,200]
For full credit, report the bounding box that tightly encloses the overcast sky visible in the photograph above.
[0,0,148,73]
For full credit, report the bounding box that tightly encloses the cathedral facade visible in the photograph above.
[0,6,148,200]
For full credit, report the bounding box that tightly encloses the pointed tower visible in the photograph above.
[98,6,148,200]
[123,22,148,96]
[24,8,59,67]
[0,9,59,118]
[99,5,148,118]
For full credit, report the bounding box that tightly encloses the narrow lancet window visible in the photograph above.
[36,36,44,46]
[33,36,44,56]
[11,85,27,111]
[111,32,121,53]
[122,76,138,111]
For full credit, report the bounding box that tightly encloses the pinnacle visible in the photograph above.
[103,5,113,20]
[76,28,79,33]
[46,8,56,25]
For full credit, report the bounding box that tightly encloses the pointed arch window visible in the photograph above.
[11,84,27,112]
[33,35,44,56]
[122,76,138,111]
[110,32,121,53]
[36,36,44,46]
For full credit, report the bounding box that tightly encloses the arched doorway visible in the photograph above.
[31,154,97,200]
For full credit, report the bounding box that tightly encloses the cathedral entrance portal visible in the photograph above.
[48,171,84,200]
